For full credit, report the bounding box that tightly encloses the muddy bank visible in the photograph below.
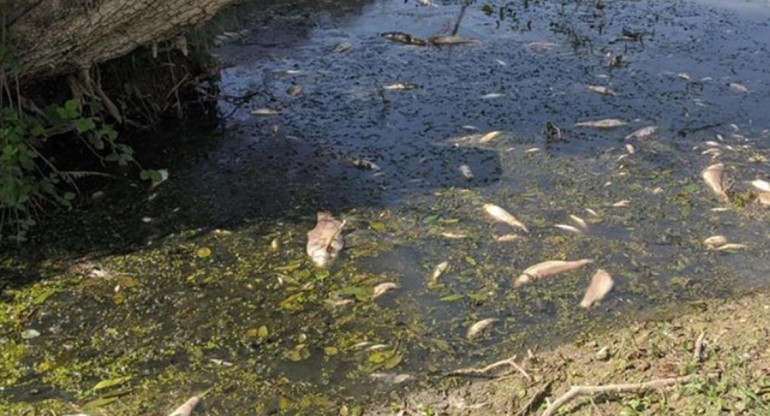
[367,289,770,415]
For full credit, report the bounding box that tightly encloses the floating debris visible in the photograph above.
[373,282,399,299]
[250,108,280,116]
[483,203,529,233]
[703,235,727,249]
[554,224,583,234]
[370,373,415,384]
[466,318,499,340]
[545,122,562,143]
[515,259,593,287]
[150,169,169,188]
[384,83,418,90]
[306,211,345,268]
[625,126,657,140]
[479,131,502,143]
[380,32,427,46]
[677,72,692,81]
[429,261,450,285]
[701,163,728,200]
[168,396,200,416]
[341,156,380,171]
[575,119,627,128]
[459,164,474,179]
[586,85,616,96]
[580,269,614,308]
[428,35,480,45]
[332,42,352,53]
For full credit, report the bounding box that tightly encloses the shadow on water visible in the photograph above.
[4,0,770,413]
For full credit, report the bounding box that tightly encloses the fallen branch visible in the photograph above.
[540,373,716,416]
[447,355,531,381]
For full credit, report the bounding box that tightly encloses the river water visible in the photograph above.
[3,0,770,414]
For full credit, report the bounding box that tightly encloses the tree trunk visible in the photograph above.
[6,0,240,82]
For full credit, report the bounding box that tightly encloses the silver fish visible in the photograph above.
[612,200,630,208]
[495,234,523,242]
[459,164,474,180]
[750,179,770,193]
[466,318,499,340]
[306,211,345,268]
[429,261,450,285]
[729,82,749,94]
[575,119,627,129]
[332,42,352,53]
[384,83,418,91]
[580,269,614,308]
[515,259,593,287]
[483,203,529,233]
[586,85,616,96]
[701,163,728,200]
[625,126,657,140]
[250,108,280,116]
[554,224,583,234]
[373,282,399,298]
[479,131,502,143]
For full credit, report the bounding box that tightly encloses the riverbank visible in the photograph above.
[368,289,770,415]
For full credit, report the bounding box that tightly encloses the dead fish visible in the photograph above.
[612,200,630,208]
[545,122,562,143]
[703,235,727,249]
[704,141,721,147]
[332,42,352,53]
[495,234,523,242]
[384,83,418,90]
[168,396,200,416]
[370,373,415,384]
[373,282,399,298]
[495,59,507,66]
[569,215,588,230]
[525,147,541,154]
[481,93,504,99]
[381,32,427,46]
[417,0,436,5]
[586,85,616,96]
[342,156,380,171]
[716,243,747,251]
[483,203,529,233]
[711,207,731,212]
[677,72,692,81]
[479,131,502,143]
[466,318,499,340]
[580,269,614,308]
[459,164,474,179]
[429,261,450,285]
[585,208,600,217]
[515,259,594,287]
[625,126,657,140]
[729,82,749,94]
[554,224,583,234]
[250,108,280,116]
[441,232,467,239]
[575,119,627,129]
[750,179,770,193]
[429,35,480,45]
[701,163,728,200]
[306,211,345,268]
[287,85,303,96]
[366,344,389,351]
[625,144,635,154]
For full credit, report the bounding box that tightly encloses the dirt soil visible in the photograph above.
[367,290,770,416]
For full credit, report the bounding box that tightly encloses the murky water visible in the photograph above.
[4,0,770,414]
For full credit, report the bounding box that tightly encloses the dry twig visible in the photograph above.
[515,381,552,416]
[447,355,532,381]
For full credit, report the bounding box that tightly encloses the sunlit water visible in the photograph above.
[5,0,770,413]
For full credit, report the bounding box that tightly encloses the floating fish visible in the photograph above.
[306,211,345,268]
[525,147,541,154]
[495,59,507,66]
[575,119,627,129]
[625,144,635,154]
[481,93,504,99]
[287,85,303,96]
[586,85,616,96]
[729,82,749,94]
[250,108,280,116]
[495,234,523,242]
[384,83,418,90]
[441,232,467,239]
[479,131,502,143]
[704,141,721,148]
[429,261,450,285]
[716,243,747,251]
[417,0,436,6]
[380,32,427,46]
[466,318,499,340]
[483,203,529,233]
[554,224,583,234]
[515,259,593,287]
[625,126,657,140]
[332,42,352,53]
[341,156,380,171]
[585,208,600,217]
[751,180,770,193]
[677,73,692,81]
[701,163,728,200]
[168,396,200,416]
[703,235,727,249]
[569,215,588,230]
[580,269,614,308]
[612,200,630,208]
[429,35,480,45]
[373,282,399,299]
[459,164,474,180]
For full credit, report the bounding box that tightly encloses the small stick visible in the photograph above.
[693,332,706,362]
[540,374,715,416]
[516,381,552,416]
[447,355,532,381]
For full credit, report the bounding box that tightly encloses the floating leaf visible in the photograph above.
[280,292,306,310]
[383,353,403,369]
[21,329,40,339]
[258,325,269,338]
[440,294,464,302]
[369,221,386,232]
[32,288,55,305]
[91,376,132,392]
[422,214,439,224]
[195,247,212,258]
[324,346,339,356]
[275,261,302,272]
